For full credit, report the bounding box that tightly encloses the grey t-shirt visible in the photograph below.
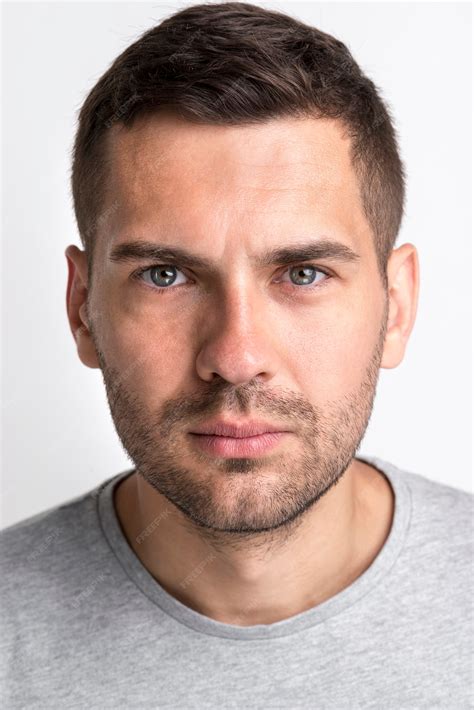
[1,454,473,709]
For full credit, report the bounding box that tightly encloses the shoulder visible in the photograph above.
[0,480,112,597]
[404,468,473,576]
[365,454,472,523]
[401,465,473,531]
[364,454,473,565]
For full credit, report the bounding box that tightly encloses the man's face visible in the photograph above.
[85,113,388,535]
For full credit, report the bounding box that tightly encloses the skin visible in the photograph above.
[65,112,419,626]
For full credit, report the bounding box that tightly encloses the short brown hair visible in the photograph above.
[71,1,406,290]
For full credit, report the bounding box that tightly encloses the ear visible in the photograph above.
[65,245,100,369]
[380,243,420,369]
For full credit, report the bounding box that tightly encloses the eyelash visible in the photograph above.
[131,263,332,295]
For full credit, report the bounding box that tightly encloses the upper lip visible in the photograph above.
[190,418,289,438]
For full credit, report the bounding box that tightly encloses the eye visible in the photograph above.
[131,262,332,294]
[278,264,331,291]
[132,264,189,293]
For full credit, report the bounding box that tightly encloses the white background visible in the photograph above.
[1,1,472,529]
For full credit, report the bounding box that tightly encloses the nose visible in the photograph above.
[195,288,280,386]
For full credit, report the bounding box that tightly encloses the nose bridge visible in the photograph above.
[213,273,263,345]
[196,271,277,384]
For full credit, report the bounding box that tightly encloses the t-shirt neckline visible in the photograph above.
[96,454,412,640]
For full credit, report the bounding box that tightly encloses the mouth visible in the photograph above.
[189,418,291,439]
[189,431,288,457]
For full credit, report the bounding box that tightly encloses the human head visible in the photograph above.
[65,2,419,540]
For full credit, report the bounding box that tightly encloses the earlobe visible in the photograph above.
[75,323,101,370]
[380,243,420,370]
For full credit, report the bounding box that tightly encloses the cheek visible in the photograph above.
[287,304,378,396]
[96,303,189,398]
[98,278,188,357]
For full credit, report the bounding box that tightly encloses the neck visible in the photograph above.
[114,458,393,626]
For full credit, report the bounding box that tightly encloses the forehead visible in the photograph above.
[100,112,370,257]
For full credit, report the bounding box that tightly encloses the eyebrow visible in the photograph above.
[109,238,361,272]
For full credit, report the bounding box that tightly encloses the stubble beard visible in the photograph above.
[89,297,388,551]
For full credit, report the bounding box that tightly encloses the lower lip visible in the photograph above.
[189,432,288,457]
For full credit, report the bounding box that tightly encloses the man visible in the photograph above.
[1,2,472,708]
